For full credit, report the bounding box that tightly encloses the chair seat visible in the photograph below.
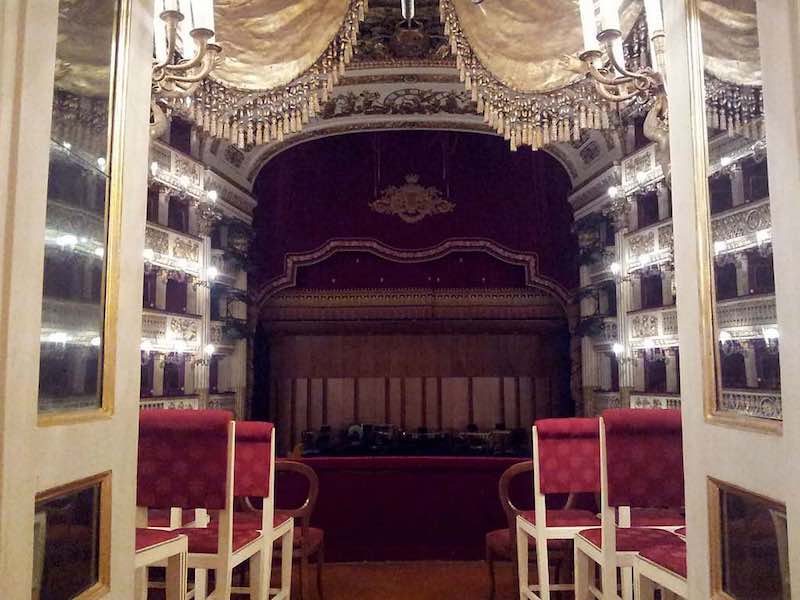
[136,528,184,553]
[173,526,261,554]
[212,510,323,552]
[675,527,686,537]
[630,508,685,527]
[519,509,601,528]
[577,527,683,552]
[640,542,687,578]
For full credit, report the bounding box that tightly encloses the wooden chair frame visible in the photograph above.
[633,553,688,600]
[275,460,323,600]
[517,426,600,600]
[134,532,188,600]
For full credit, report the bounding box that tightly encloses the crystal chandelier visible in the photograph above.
[151,0,221,139]
[569,0,668,150]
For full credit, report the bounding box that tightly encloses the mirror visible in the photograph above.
[38,0,119,414]
[698,0,780,422]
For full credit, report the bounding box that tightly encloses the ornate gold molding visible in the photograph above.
[369,174,455,223]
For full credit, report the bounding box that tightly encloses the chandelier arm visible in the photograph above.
[152,14,180,71]
[158,80,202,99]
[163,54,217,85]
[585,60,635,88]
[591,80,640,104]
[164,37,210,73]
[603,38,660,91]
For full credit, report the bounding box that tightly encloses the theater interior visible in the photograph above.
[2,0,799,599]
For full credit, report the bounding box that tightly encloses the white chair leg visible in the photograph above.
[620,566,633,600]
[536,534,550,600]
[250,550,266,600]
[134,566,148,600]
[516,526,529,600]
[279,528,294,599]
[165,550,187,600]
[574,546,590,600]
[634,569,656,600]
[601,557,617,600]
[194,568,208,600]
[215,563,233,600]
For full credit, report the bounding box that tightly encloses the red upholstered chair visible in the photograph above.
[633,542,688,599]
[516,417,602,600]
[574,409,685,600]
[134,528,188,600]
[486,461,533,599]
[137,409,267,600]
[219,421,294,600]
[274,460,324,600]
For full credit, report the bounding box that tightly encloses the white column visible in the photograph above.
[186,280,198,314]
[628,199,639,231]
[157,188,170,227]
[153,354,164,396]
[633,352,646,391]
[657,183,671,220]
[184,358,195,395]
[731,168,746,207]
[155,271,167,310]
[735,254,750,297]
[662,270,674,306]
[195,237,212,402]
[666,348,679,393]
[742,342,759,388]
[187,203,198,237]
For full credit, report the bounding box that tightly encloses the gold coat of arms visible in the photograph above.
[369,174,456,223]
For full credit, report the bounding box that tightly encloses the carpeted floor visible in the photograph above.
[150,560,521,600]
[285,560,517,600]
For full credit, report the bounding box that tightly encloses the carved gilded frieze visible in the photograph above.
[711,202,771,243]
[174,156,204,187]
[141,313,167,339]
[630,314,659,338]
[658,224,674,250]
[173,237,200,263]
[627,231,655,259]
[662,310,678,336]
[169,317,199,342]
[144,226,169,255]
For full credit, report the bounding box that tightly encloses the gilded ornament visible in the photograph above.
[370,174,455,223]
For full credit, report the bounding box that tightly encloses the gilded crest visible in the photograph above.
[370,174,455,224]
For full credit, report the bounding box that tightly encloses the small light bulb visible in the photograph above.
[174,339,187,353]
[612,342,624,356]
[607,186,619,199]
[610,262,621,275]
[47,332,70,344]
[143,248,155,261]
[97,157,107,170]
[718,331,732,343]
[207,190,218,202]
[763,327,780,341]
[205,343,215,355]
[56,234,78,247]
[713,241,727,254]
[720,156,733,167]
[756,230,770,244]
[140,340,152,353]
[150,161,159,176]
[90,336,102,347]
[94,247,105,258]
[207,266,218,280]
[180,175,191,188]
[636,172,647,184]
[62,141,72,151]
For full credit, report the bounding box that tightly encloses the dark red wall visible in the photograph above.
[252,131,578,292]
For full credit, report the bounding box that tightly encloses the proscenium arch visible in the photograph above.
[253,237,572,311]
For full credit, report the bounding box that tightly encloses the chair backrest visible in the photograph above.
[233,421,275,499]
[137,409,233,510]
[601,408,684,509]
[498,460,533,539]
[534,417,601,495]
[276,460,319,548]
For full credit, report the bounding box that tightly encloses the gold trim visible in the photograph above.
[39,0,131,426]
[684,0,781,436]
[36,471,113,600]
[707,477,785,599]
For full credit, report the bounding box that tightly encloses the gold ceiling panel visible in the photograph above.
[212,0,351,90]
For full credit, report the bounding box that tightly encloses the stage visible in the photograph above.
[276,456,532,562]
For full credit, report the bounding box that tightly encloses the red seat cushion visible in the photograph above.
[173,527,261,554]
[675,527,686,537]
[519,509,601,528]
[136,528,184,552]
[577,527,683,552]
[640,542,687,578]
[210,511,321,552]
[629,508,685,527]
